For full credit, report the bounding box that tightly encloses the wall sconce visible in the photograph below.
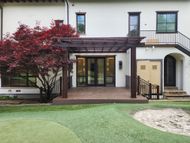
[119,61,123,70]
[54,20,64,27]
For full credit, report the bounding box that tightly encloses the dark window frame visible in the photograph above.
[76,56,115,87]
[1,67,37,87]
[128,12,141,36]
[76,12,86,34]
[156,11,178,33]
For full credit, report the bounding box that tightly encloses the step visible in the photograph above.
[166,96,190,100]
[164,86,178,90]
[164,90,187,94]
[164,89,188,97]
[164,94,189,97]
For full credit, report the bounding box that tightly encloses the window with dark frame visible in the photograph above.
[128,12,140,36]
[157,12,178,33]
[76,13,86,34]
[1,67,37,87]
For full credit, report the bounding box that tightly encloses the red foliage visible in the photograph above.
[0,22,78,102]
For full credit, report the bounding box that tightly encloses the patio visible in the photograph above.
[53,87,148,104]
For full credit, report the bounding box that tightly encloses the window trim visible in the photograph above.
[1,68,37,87]
[76,12,86,35]
[128,12,141,36]
[156,11,178,34]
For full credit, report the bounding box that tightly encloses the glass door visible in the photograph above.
[105,57,115,86]
[87,58,96,85]
[77,57,86,86]
[97,58,105,85]
[87,58,105,86]
[77,57,115,86]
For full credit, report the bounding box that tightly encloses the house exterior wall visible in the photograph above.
[69,0,190,37]
[70,53,130,88]
[137,47,190,94]
[0,2,66,97]
[0,0,190,96]
[3,2,65,35]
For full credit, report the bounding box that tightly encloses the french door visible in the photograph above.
[87,58,105,86]
[77,57,115,86]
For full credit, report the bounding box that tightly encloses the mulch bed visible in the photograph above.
[0,99,41,105]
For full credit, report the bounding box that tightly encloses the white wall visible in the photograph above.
[70,53,128,87]
[137,47,190,94]
[0,2,65,96]
[1,0,190,96]
[69,0,190,37]
[3,2,65,35]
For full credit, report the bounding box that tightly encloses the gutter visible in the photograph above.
[0,4,3,40]
[65,0,69,25]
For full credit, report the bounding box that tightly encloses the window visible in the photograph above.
[1,67,37,87]
[128,12,140,36]
[157,12,178,33]
[76,13,86,34]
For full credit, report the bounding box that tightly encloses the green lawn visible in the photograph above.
[0,101,190,143]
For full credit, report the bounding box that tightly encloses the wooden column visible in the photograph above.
[130,46,137,98]
[62,50,68,98]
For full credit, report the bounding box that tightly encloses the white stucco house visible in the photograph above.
[0,0,190,99]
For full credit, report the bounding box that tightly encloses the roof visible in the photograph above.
[56,37,144,53]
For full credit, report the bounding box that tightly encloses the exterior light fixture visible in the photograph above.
[119,61,123,70]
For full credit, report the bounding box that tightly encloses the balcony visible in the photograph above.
[139,30,190,56]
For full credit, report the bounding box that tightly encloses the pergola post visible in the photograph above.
[130,46,137,98]
[62,50,68,98]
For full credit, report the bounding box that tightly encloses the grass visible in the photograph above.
[0,101,190,143]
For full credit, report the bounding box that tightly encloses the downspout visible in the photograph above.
[0,5,3,40]
[65,0,69,25]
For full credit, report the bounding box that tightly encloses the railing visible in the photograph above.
[126,75,161,99]
[136,76,161,99]
[140,30,190,54]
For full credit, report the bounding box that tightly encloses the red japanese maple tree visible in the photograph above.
[0,22,78,102]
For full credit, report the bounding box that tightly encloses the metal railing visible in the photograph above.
[140,30,190,54]
[126,75,161,99]
[136,76,161,99]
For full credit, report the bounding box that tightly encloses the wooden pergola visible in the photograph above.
[57,37,144,98]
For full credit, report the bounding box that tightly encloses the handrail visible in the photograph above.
[136,76,161,99]
[178,31,190,41]
[140,30,190,55]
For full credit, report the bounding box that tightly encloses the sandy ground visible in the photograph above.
[134,108,190,136]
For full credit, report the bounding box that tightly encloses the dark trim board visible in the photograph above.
[53,98,148,105]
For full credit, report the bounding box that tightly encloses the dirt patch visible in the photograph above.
[134,108,190,136]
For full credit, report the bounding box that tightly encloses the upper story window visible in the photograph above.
[76,13,86,34]
[128,12,140,36]
[156,11,178,33]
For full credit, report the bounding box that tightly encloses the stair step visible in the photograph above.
[166,95,190,99]
[164,91,187,94]
[164,86,178,90]
[164,94,188,97]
